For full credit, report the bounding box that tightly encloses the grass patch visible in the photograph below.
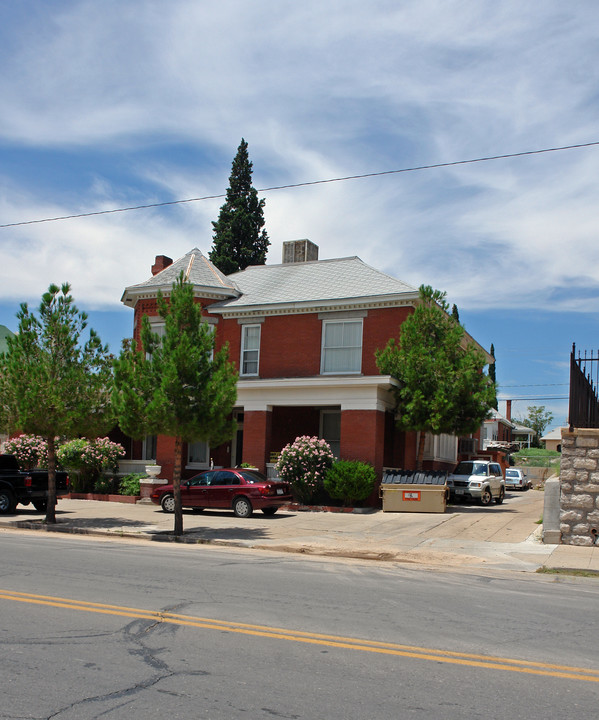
[537,567,599,578]
[512,448,561,470]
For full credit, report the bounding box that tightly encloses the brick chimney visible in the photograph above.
[151,255,173,276]
[506,400,512,421]
[282,239,319,264]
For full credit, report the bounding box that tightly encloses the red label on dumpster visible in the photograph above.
[403,490,421,501]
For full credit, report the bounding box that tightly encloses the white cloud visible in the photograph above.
[0,0,598,323]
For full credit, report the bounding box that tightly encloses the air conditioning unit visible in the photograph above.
[458,438,478,455]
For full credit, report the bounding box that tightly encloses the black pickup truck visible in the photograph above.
[0,454,69,514]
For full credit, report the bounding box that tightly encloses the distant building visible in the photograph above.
[541,427,566,452]
[482,409,515,451]
[511,422,536,449]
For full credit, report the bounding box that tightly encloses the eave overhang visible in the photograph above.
[208,292,420,319]
[121,283,241,309]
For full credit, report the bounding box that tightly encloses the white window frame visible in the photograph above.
[141,435,157,462]
[144,319,166,360]
[321,319,363,375]
[320,409,341,459]
[240,324,261,377]
[186,440,210,469]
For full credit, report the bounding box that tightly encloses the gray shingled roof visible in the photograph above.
[122,248,239,304]
[214,256,418,310]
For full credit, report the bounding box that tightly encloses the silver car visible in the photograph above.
[447,460,505,505]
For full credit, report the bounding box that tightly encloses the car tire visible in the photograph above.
[233,496,253,518]
[0,490,16,514]
[33,500,48,512]
[495,487,505,505]
[479,488,493,506]
[261,507,278,516]
[160,493,175,513]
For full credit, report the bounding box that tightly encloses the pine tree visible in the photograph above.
[376,286,495,468]
[209,138,270,275]
[451,304,460,324]
[0,284,114,522]
[112,274,238,535]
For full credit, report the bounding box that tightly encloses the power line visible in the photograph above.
[499,383,569,388]
[497,396,568,401]
[1,140,599,229]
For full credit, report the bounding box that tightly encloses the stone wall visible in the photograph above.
[559,428,599,546]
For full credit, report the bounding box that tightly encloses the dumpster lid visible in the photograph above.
[382,469,448,485]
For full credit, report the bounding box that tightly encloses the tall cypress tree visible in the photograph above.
[209,138,270,275]
[489,343,498,409]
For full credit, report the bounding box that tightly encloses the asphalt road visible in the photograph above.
[2,533,598,719]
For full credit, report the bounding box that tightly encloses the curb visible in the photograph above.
[0,519,551,573]
[281,503,377,514]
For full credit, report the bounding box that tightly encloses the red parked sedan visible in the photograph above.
[150,468,293,518]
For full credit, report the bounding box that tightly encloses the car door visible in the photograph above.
[181,471,216,507]
[209,471,243,509]
[489,463,503,496]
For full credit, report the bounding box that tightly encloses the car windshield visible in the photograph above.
[506,470,518,478]
[454,462,487,476]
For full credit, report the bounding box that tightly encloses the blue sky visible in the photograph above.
[2,1,599,430]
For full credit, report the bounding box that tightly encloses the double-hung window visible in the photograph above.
[321,320,363,374]
[187,440,209,468]
[241,324,261,376]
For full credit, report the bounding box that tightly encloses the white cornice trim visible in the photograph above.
[121,285,238,308]
[208,294,418,319]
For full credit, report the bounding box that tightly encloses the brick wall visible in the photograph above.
[218,306,413,378]
[340,410,386,475]
[559,428,599,546]
[133,297,413,379]
[361,307,412,376]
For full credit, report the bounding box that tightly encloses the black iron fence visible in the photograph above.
[569,343,599,429]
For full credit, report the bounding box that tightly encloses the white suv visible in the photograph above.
[447,460,505,506]
[505,468,530,491]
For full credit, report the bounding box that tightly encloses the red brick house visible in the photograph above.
[117,240,489,487]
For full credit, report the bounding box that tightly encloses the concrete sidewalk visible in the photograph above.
[2,490,598,575]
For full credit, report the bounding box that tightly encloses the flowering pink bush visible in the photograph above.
[58,437,124,472]
[275,435,335,504]
[4,434,49,470]
[57,437,125,491]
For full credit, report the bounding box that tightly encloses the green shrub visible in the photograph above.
[324,460,376,506]
[275,435,335,504]
[93,476,116,494]
[57,437,125,491]
[119,473,144,496]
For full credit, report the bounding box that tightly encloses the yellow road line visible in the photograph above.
[1,589,597,683]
